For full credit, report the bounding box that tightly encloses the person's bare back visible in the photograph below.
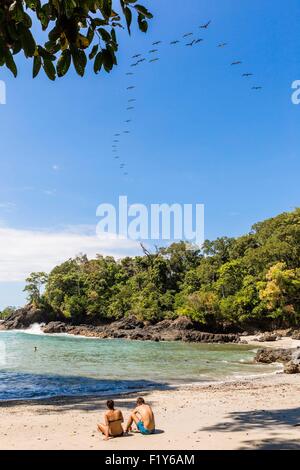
[135,404,155,431]
[125,397,155,435]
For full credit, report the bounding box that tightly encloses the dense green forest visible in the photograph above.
[11,209,300,328]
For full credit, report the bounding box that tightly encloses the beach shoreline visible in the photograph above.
[1,336,300,450]
[1,371,300,450]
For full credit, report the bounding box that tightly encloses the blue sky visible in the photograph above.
[0,0,299,308]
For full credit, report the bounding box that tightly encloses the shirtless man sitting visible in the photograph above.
[125,397,155,435]
[97,400,124,440]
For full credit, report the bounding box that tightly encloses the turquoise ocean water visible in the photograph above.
[0,325,280,401]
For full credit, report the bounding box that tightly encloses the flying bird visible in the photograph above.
[195,38,204,44]
[186,40,196,47]
[130,62,138,67]
[127,107,135,110]
[252,86,262,90]
[149,58,160,63]
[149,49,158,54]
[114,133,120,136]
[128,99,136,102]
[123,172,128,176]
[218,42,227,47]
[200,20,211,29]
[183,33,193,38]
[127,86,135,90]
[113,140,119,143]
[126,72,134,76]
[242,73,253,77]
[153,41,162,45]
[132,54,141,58]
[231,61,242,66]
[114,156,119,159]
[123,130,130,134]
[170,40,180,45]
[137,58,146,63]
[125,119,132,123]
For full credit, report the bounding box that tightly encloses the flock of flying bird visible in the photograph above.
[111,20,263,177]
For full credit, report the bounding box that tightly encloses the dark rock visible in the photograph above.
[291,331,300,340]
[172,316,194,330]
[256,332,278,342]
[112,316,144,331]
[43,322,67,334]
[284,362,300,374]
[1,305,56,330]
[255,348,293,364]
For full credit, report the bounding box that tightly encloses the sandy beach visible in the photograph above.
[0,337,300,450]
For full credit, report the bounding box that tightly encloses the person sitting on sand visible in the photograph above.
[97,400,124,440]
[125,397,155,435]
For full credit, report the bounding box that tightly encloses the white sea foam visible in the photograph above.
[21,323,46,335]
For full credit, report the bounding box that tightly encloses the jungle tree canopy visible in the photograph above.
[0,1,153,79]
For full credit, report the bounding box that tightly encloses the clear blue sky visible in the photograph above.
[0,0,299,308]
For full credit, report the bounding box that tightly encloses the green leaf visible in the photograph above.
[134,5,153,19]
[21,28,36,57]
[43,58,56,80]
[5,49,17,77]
[71,48,87,77]
[33,55,42,78]
[89,44,98,60]
[124,7,132,34]
[56,50,71,77]
[94,51,103,73]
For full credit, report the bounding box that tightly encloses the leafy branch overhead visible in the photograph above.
[0,1,153,80]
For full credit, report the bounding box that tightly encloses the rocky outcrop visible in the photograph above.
[255,347,300,374]
[284,362,300,374]
[0,305,57,330]
[256,332,279,342]
[38,315,240,344]
[255,348,293,364]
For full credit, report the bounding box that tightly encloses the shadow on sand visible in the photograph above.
[0,373,174,413]
[200,406,300,450]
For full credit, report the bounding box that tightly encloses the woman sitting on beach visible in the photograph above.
[97,400,124,440]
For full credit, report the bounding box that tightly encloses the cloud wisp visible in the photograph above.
[0,226,140,282]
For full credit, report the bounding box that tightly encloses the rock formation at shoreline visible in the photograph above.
[0,306,240,344]
[255,347,300,374]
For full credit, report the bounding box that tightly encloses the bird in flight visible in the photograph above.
[149,58,159,63]
[153,41,162,46]
[231,61,242,66]
[186,40,196,47]
[195,38,204,44]
[113,140,119,143]
[126,72,134,76]
[252,86,262,90]
[114,156,119,159]
[132,54,141,58]
[130,62,139,67]
[183,33,193,38]
[125,119,132,123]
[149,49,158,54]
[137,58,146,64]
[200,20,211,29]
[127,107,135,110]
[127,86,135,90]
[242,73,253,77]
[128,99,136,102]
[123,172,128,176]
[218,42,227,48]
[114,133,120,136]
[124,130,130,134]
[170,40,180,45]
